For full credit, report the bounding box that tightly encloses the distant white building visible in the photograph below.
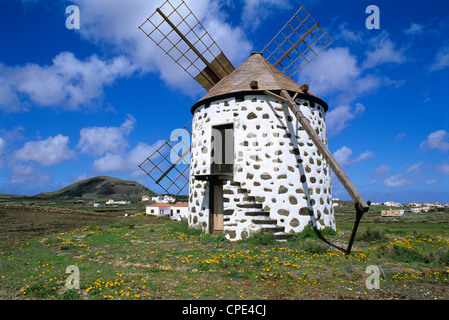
[408,202,421,207]
[142,195,150,202]
[382,210,404,217]
[384,201,403,207]
[422,202,444,208]
[106,200,131,205]
[411,207,430,213]
[151,195,175,203]
[146,203,189,221]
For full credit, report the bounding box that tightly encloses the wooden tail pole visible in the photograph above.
[346,200,371,255]
[264,89,370,254]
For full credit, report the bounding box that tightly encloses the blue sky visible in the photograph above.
[0,0,448,204]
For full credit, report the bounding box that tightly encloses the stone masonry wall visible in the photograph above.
[189,94,335,240]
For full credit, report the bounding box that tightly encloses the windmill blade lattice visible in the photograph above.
[139,0,234,91]
[138,120,192,196]
[262,6,333,78]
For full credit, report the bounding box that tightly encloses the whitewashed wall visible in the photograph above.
[189,94,335,240]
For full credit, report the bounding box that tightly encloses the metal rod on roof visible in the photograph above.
[273,22,319,67]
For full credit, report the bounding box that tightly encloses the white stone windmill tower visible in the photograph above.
[138,0,370,252]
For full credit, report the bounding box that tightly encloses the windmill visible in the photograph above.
[138,0,370,254]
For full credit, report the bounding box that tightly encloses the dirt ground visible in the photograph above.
[0,208,122,240]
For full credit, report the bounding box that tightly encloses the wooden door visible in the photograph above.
[210,183,224,235]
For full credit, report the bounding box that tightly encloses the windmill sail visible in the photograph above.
[262,6,333,78]
[138,120,192,196]
[139,0,235,91]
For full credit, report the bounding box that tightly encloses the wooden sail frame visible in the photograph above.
[262,6,333,78]
[139,0,235,91]
[138,120,192,196]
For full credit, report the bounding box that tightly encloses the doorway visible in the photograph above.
[209,180,224,235]
[211,124,234,175]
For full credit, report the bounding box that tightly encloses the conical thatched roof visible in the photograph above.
[191,52,328,113]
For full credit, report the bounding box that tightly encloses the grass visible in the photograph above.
[1,204,449,300]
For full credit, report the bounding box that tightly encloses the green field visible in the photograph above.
[1,200,449,300]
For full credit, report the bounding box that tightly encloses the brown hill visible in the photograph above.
[33,176,158,201]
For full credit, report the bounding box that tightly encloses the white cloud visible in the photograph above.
[325,103,365,136]
[334,23,363,43]
[0,52,135,112]
[333,146,374,167]
[395,132,406,141]
[368,164,389,185]
[383,174,413,188]
[406,161,424,174]
[78,115,136,157]
[240,0,291,31]
[403,22,424,36]
[420,130,449,153]
[301,34,405,95]
[362,31,406,69]
[72,0,252,95]
[425,179,438,185]
[428,45,449,72]
[300,47,359,96]
[9,164,52,185]
[436,164,449,175]
[92,140,165,177]
[1,0,253,112]
[0,137,5,156]
[354,151,375,163]
[12,134,75,167]
[299,47,384,104]
[334,146,353,167]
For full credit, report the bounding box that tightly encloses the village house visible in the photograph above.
[422,202,444,208]
[411,207,430,213]
[382,210,404,217]
[146,203,189,221]
[408,202,421,207]
[141,195,150,202]
[151,195,175,204]
[106,200,131,205]
[384,201,403,207]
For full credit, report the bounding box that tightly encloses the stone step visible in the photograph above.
[252,219,277,225]
[245,211,270,217]
[261,226,285,233]
[274,233,294,241]
[237,203,262,209]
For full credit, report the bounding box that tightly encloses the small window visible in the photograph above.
[151,209,154,213]
[177,209,181,213]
